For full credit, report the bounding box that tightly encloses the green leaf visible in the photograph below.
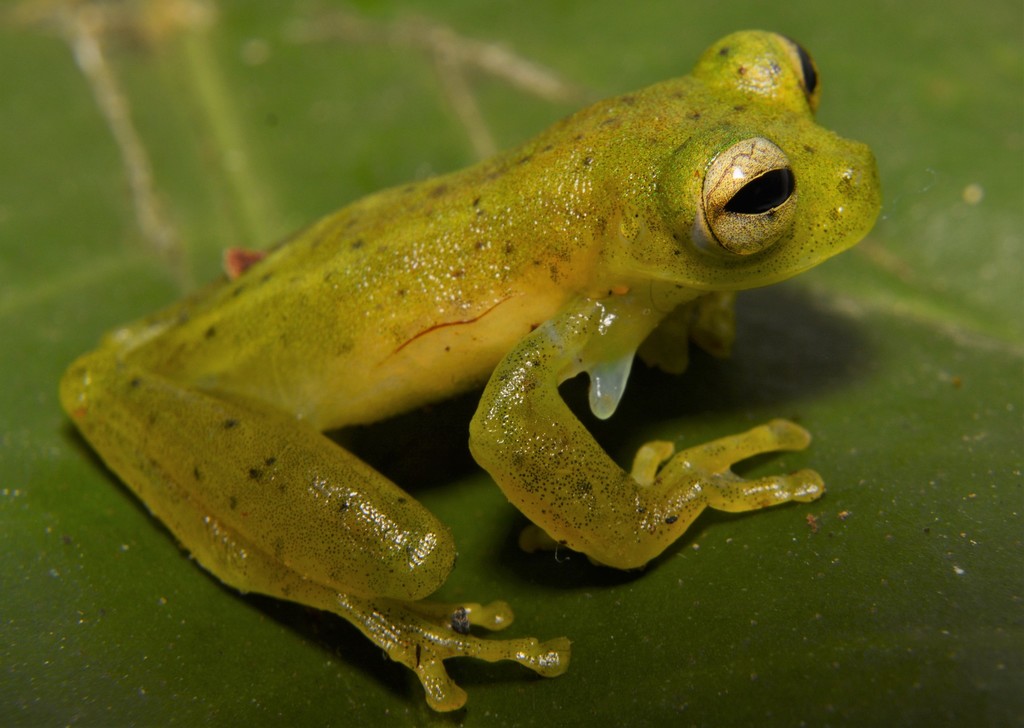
[3,1,1020,725]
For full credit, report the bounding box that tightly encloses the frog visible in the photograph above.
[60,31,880,711]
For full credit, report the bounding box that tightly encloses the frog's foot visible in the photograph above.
[334,594,570,712]
[645,418,824,513]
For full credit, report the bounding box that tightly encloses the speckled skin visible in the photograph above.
[60,31,880,711]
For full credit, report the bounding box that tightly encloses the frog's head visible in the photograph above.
[620,31,880,293]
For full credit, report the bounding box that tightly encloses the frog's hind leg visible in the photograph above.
[60,350,569,712]
[60,349,457,603]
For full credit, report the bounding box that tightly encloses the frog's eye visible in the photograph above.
[780,36,821,113]
[701,137,797,256]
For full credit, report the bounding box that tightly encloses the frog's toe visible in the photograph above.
[681,418,813,473]
[410,630,570,711]
[462,600,515,631]
[405,599,515,632]
[704,467,825,512]
[784,468,826,502]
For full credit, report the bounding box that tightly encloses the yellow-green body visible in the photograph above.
[61,32,880,711]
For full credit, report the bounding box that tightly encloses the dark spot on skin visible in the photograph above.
[665,515,679,525]
[229,496,238,510]
[397,497,407,504]
[248,467,262,481]
[472,196,481,207]
[450,607,471,635]
[62,534,72,545]
[129,377,142,389]
[516,154,533,166]
[193,466,202,481]
[349,238,364,250]
[429,184,448,198]
[339,501,349,512]
[529,322,540,332]
[231,284,246,298]
[718,46,731,57]
[204,326,216,339]
[265,457,277,466]
[336,339,354,356]
[573,133,584,141]
[582,156,593,166]
[688,110,701,120]
[260,272,273,283]
[737,64,747,76]
[504,242,514,255]
[397,289,407,297]
[415,644,421,667]
[223,418,239,429]
[450,269,465,278]
[277,482,287,494]
[176,311,190,325]
[803,144,816,154]
[474,240,486,250]
[733,105,746,112]
[621,94,636,105]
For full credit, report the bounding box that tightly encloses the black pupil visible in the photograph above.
[724,169,795,214]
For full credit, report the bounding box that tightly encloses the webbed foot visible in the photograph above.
[335,594,570,711]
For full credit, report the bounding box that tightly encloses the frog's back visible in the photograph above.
[120,155,590,430]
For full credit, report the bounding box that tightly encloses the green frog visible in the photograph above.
[61,30,880,711]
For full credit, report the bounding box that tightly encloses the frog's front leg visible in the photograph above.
[60,351,569,711]
[469,296,824,570]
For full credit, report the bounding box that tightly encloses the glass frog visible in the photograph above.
[60,31,880,711]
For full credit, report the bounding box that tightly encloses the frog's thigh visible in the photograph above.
[61,351,455,603]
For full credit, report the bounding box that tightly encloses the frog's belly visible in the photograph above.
[268,290,563,431]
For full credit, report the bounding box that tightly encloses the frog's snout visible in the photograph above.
[840,139,882,241]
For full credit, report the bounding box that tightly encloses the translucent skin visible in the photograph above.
[60,31,880,711]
